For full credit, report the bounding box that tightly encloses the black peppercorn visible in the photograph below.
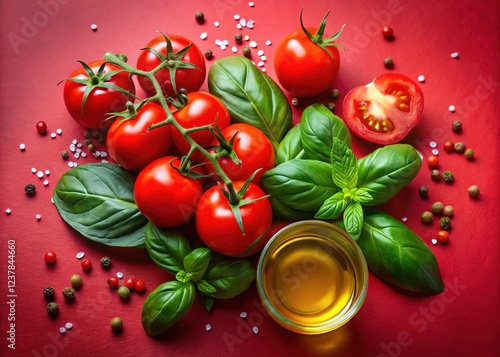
[329,89,340,99]
[204,50,213,60]
[242,46,251,58]
[431,169,441,181]
[384,57,394,69]
[291,98,301,107]
[100,256,112,269]
[452,120,462,132]
[62,287,76,301]
[43,286,56,301]
[326,102,336,112]
[418,186,429,199]
[24,183,36,196]
[61,150,69,160]
[234,32,243,43]
[47,302,59,317]
[454,142,466,153]
[195,11,205,24]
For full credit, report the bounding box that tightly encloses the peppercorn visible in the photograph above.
[291,98,301,107]
[468,185,480,198]
[430,169,441,181]
[43,286,56,301]
[384,57,394,69]
[195,11,205,23]
[464,148,474,159]
[452,120,462,132]
[421,211,433,224]
[204,50,213,60]
[329,89,340,99]
[70,274,83,289]
[431,202,444,215]
[110,317,123,332]
[242,46,251,58]
[439,217,451,230]
[419,186,429,199]
[24,183,36,196]
[234,32,243,43]
[62,287,76,301]
[100,256,112,269]
[326,102,336,112]
[61,150,69,160]
[454,142,466,153]
[442,170,454,183]
[87,143,95,153]
[47,302,59,317]
[443,205,454,217]
[117,286,131,301]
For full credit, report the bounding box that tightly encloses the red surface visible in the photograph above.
[0,0,499,356]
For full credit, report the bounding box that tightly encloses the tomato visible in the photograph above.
[44,251,57,264]
[206,123,276,186]
[106,102,172,172]
[342,73,424,145]
[63,60,136,129]
[134,156,203,227]
[136,34,206,97]
[196,181,273,257]
[170,92,231,162]
[274,11,343,97]
[427,155,439,168]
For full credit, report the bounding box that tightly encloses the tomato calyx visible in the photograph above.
[210,125,242,166]
[300,8,345,59]
[141,32,199,95]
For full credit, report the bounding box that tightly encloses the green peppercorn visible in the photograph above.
[419,186,429,199]
[421,211,433,224]
[291,97,301,107]
[43,286,56,301]
[242,46,251,58]
[326,102,336,112]
[439,217,451,230]
[452,120,462,132]
[87,143,95,153]
[431,169,441,181]
[110,316,123,332]
[454,142,466,153]
[117,286,131,301]
[234,32,243,43]
[24,183,36,196]
[329,89,340,99]
[204,49,213,60]
[70,274,83,289]
[431,202,444,215]
[442,170,454,183]
[47,302,59,317]
[61,150,69,160]
[464,148,474,159]
[443,205,454,217]
[468,185,480,198]
[62,287,76,301]
[384,57,394,69]
[195,11,205,23]
[100,256,112,270]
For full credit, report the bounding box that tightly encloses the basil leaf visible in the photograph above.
[208,56,292,150]
[343,202,363,240]
[300,104,351,162]
[145,223,192,274]
[352,188,373,204]
[315,192,347,220]
[276,124,306,164]
[202,295,215,312]
[53,163,148,248]
[141,280,196,337]
[331,138,358,189]
[261,159,339,212]
[197,280,217,295]
[356,211,444,294]
[357,144,422,206]
[268,195,317,220]
[203,259,256,300]
[183,248,211,282]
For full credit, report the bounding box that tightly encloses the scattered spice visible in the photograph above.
[70,274,83,289]
[47,302,59,317]
[43,286,56,301]
[134,279,147,292]
[421,211,433,224]
[117,286,131,301]
[454,142,466,153]
[436,230,449,244]
[110,317,123,332]
[326,102,336,112]
[418,186,429,199]
[431,169,441,181]
[468,185,480,198]
[382,26,394,39]
[452,120,462,132]
[417,75,425,83]
[464,148,474,159]
[442,170,454,183]
[24,183,36,196]
[195,12,205,24]
[234,32,243,43]
[204,50,213,60]
[442,205,454,217]
[62,287,76,301]
[61,150,69,160]
[100,256,112,269]
[329,89,340,99]
[36,121,47,135]
[107,277,119,289]
[81,258,92,271]
[291,98,301,107]
[443,140,455,153]
[439,217,451,230]
[384,57,394,69]
[90,24,98,31]
[448,105,456,113]
[431,202,444,215]
[242,46,251,58]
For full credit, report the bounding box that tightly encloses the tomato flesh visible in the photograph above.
[343,73,424,144]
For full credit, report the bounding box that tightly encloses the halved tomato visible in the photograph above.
[342,73,424,145]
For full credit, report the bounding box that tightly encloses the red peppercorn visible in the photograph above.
[427,155,439,168]
[81,258,92,271]
[124,278,135,290]
[134,279,146,292]
[107,277,119,289]
[443,140,455,153]
[44,251,57,264]
[382,26,394,39]
[436,230,449,244]
[36,121,47,135]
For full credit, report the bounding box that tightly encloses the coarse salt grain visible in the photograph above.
[236,24,242,29]
[37,171,44,178]
[246,21,254,29]
[43,180,49,186]
[234,14,240,20]
[31,168,37,173]
[56,128,63,135]
[205,324,212,331]
[65,322,73,330]
[432,149,439,155]
[429,141,437,148]
[76,251,85,259]
[265,40,272,46]
[6,208,11,215]
[448,105,456,112]
[214,21,220,27]
[260,55,267,61]
[19,144,26,151]
[116,272,124,279]
[244,35,250,41]
[417,75,425,83]
[261,68,266,73]
[240,312,247,318]
[239,18,246,27]
[450,52,459,59]
[36,214,42,221]
[252,326,259,334]
[200,32,208,40]
[431,239,438,245]
[231,46,238,53]
[402,217,408,222]
[258,61,265,67]
[222,40,229,46]
[90,24,97,31]
[72,139,77,145]
[51,133,57,139]
[44,170,50,176]
[257,50,265,56]
[59,327,67,334]
[220,44,227,51]
[248,2,255,7]
[81,152,87,158]
[249,40,257,48]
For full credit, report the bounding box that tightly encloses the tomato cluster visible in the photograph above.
[62,34,276,258]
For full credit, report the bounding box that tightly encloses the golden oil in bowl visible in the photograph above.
[257,220,368,334]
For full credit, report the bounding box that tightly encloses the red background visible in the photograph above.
[1,0,499,356]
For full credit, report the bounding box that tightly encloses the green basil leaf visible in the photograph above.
[202,295,215,312]
[268,195,317,221]
[145,223,192,274]
[343,202,364,240]
[53,163,148,248]
[276,124,306,164]
[183,248,211,282]
[331,138,358,189]
[203,259,256,300]
[175,270,191,283]
[300,103,351,162]
[208,56,292,150]
[314,192,348,220]
[356,211,444,294]
[261,159,339,212]
[357,144,422,206]
[352,188,373,204]
[197,280,217,295]
[141,281,196,337]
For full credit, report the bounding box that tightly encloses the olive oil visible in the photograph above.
[262,234,360,327]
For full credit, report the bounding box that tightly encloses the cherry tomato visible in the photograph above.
[134,156,203,227]
[134,279,146,292]
[81,258,92,271]
[170,92,231,162]
[44,251,57,264]
[107,277,119,289]
[427,155,439,168]
[136,34,206,97]
[342,73,424,145]
[206,123,276,186]
[444,141,455,152]
[274,11,343,97]
[382,26,394,39]
[436,230,449,244]
[36,121,47,135]
[196,181,273,257]
[106,102,172,171]
[63,60,136,129]
[124,278,135,290]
